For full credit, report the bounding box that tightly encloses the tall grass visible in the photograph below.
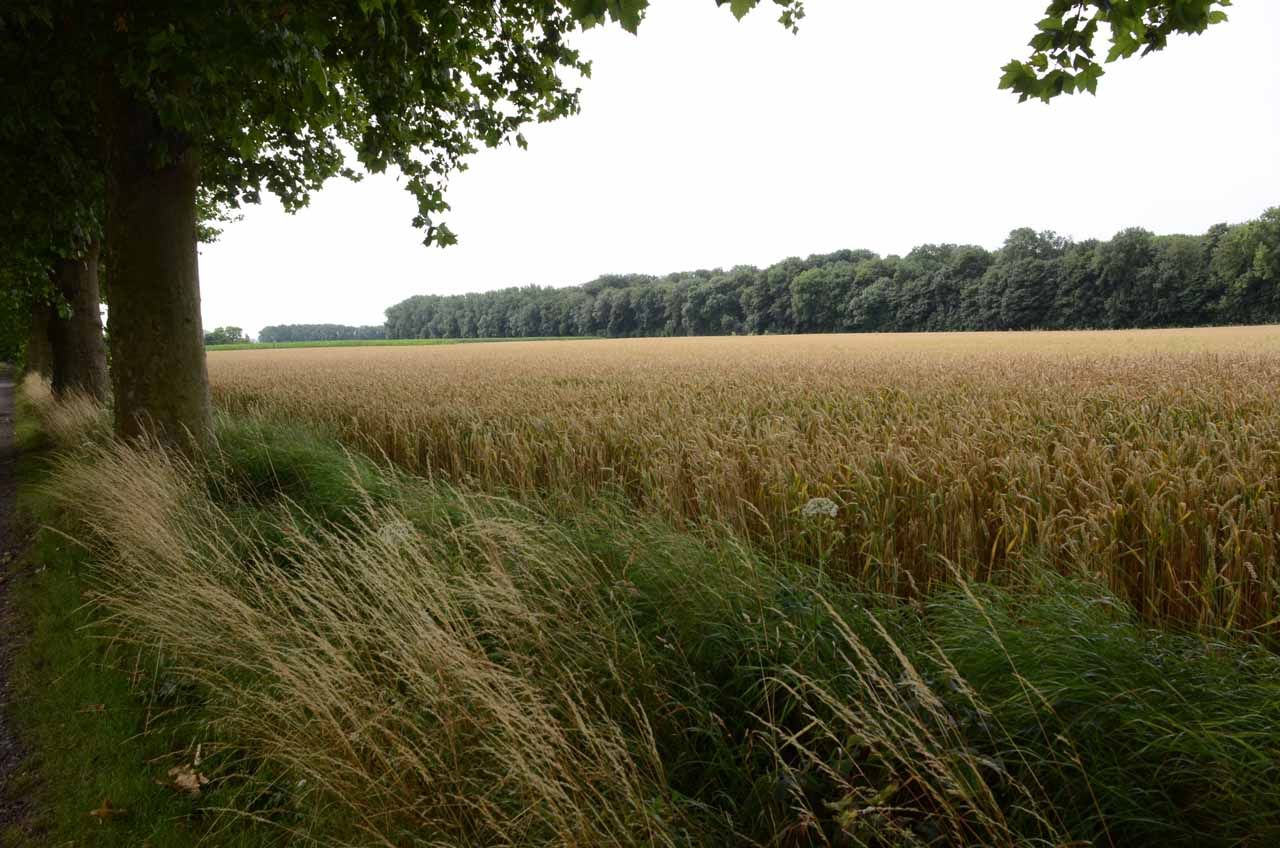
[28,386,1280,846]
[209,329,1280,635]
[44,433,676,845]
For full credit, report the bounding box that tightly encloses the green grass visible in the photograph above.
[4,535,278,847]
[931,574,1280,845]
[2,397,276,847]
[9,387,1280,846]
[206,336,593,351]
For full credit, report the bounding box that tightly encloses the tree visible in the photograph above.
[1051,240,1105,329]
[1148,234,1216,327]
[2,0,804,447]
[1095,227,1157,327]
[846,276,895,332]
[791,262,855,332]
[1212,208,1280,324]
[204,327,250,346]
[378,209,1272,340]
[1002,1,1231,101]
[0,13,109,399]
[981,230,1067,330]
[47,248,110,398]
[258,324,385,343]
[0,267,44,370]
[893,245,991,332]
[0,258,108,395]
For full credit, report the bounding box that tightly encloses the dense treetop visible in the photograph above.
[1,0,804,249]
[384,208,1279,340]
[0,8,105,333]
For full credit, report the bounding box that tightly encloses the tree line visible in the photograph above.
[384,209,1280,339]
[258,324,386,344]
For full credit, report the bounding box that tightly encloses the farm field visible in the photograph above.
[11,324,1280,847]
[210,325,1280,635]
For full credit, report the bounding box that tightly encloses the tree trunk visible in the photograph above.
[25,299,53,380]
[103,75,211,449]
[48,245,110,400]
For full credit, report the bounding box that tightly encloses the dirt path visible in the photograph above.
[0,364,30,831]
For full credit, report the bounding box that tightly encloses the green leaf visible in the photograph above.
[611,0,648,33]
[997,60,1033,91]
[1007,0,1234,102]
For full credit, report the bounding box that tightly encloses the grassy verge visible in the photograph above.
[206,336,593,352]
[2,385,276,846]
[8,381,1280,846]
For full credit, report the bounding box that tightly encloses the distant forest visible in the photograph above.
[382,209,1280,339]
[258,323,385,343]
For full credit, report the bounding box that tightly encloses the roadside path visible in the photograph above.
[0,364,30,831]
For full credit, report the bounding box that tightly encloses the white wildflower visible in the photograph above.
[801,497,838,518]
[377,520,416,546]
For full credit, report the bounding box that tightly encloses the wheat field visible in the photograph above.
[208,326,1280,634]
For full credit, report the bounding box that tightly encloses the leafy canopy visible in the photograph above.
[1,0,1238,271]
[1001,0,1231,101]
[2,1,802,252]
[0,11,103,308]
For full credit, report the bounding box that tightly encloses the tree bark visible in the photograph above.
[24,299,53,380]
[48,245,110,400]
[103,75,211,450]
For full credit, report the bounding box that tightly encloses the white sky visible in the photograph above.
[199,0,1280,337]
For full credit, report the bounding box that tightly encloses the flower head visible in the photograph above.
[377,520,417,546]
[801,497,838,519]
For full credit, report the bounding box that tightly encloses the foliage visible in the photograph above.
[257,323,385,344]
[385,209,1280,339]
[0,0,800,253]
[202,326,250,346]
[0,9,104,269]
[0,280,29,363]
[0,13,103,362]
[1001,0,1232,101]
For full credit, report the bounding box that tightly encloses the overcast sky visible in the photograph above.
[198,0,1280,337]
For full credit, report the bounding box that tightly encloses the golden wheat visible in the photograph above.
[207,327,1280,633]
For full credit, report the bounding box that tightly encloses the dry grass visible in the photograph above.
[208,327,1280,635]
[39,424,1067,847]
[44,437,679,846]
[19,373,108,447]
